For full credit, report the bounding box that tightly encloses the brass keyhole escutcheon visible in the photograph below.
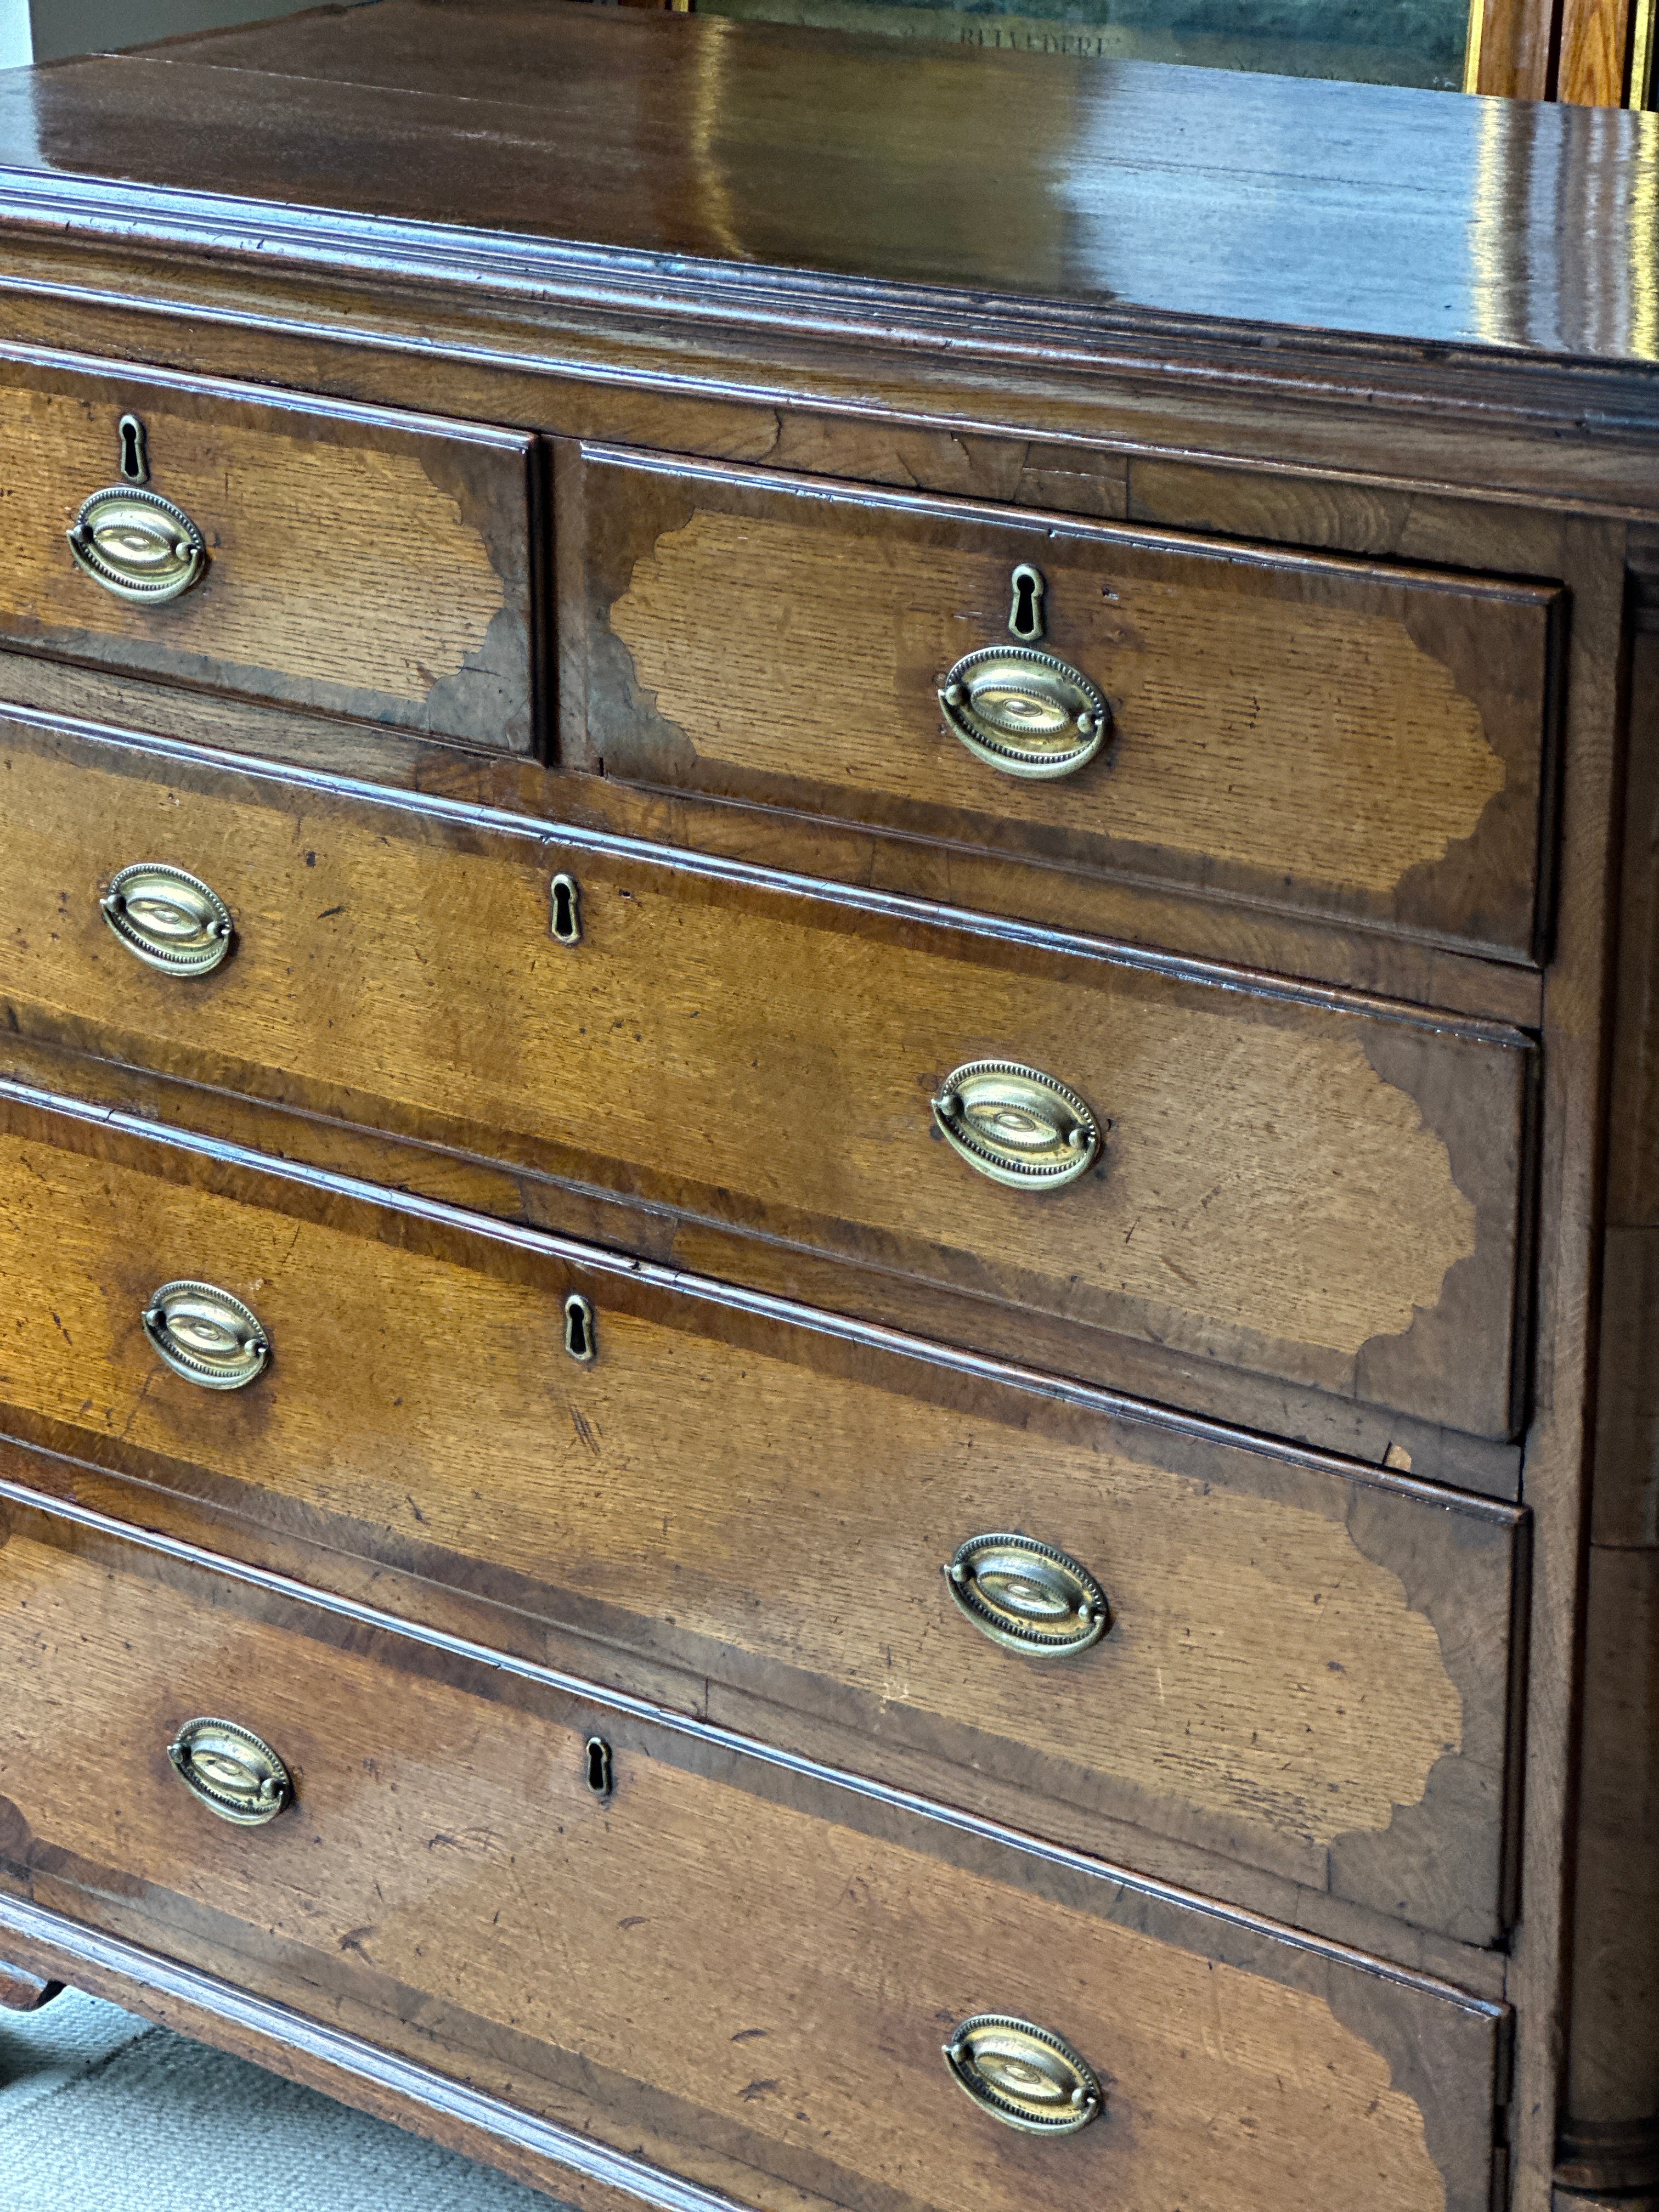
[118,414,150,486]
[101,862,234,977]
[943,2015,1103,2135]
[565,1293,596,1364]
[1008,562,1046,642]
[551,872,582,946]
[946,1534,1110,1658]
[167,1718,293,1827]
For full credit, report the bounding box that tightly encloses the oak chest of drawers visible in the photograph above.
[0,9,1656,2211]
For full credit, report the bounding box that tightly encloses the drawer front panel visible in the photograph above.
[0,1494,1508,2212]
[0,351,538,749]
[0,1091,1525,1943]
[0,715,1533,1437]
[565,446,1561,961]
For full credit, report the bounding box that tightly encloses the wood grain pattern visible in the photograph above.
[574,447,1560,960]
[0,715,1533,1438]
[0,349,537,750]
[0,1495,1511,2212]
[0,1417,1517,1991]
[1558,0,1635,99]
[0,1015,1527,1500]
[0,1891,773,2212]
[0,1089,1527,1940]
[1470,0,1561,94]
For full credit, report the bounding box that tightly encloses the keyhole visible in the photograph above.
[550,872,582,946]
[117,414,149,486]
[564,1292,596,1365]
[585,1736,613,1797]
[1008,563,1046,643]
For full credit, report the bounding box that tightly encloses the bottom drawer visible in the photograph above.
[0,1487,1506,2212]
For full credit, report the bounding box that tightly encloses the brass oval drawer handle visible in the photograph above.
[939,646,1109,781]
[943,2015,1102,2135]
[933,1061,1100,1189]
[143,1280,270,1391]
[946,1533,1109,1657]
[100,862,234,977]
[67,486,208,605]
[167,1717,292,1827]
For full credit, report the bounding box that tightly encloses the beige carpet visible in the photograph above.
[0,1988,556,2210]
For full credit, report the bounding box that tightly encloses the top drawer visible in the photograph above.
[0,351,538,750]
[563,446,1562,963]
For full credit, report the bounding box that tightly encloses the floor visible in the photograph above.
[0,1987,556,2210]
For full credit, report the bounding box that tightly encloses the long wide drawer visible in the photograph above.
[0,1085,1525,1944]
[0,711,1534,1440]
[561,443,1562,962]
[0,347,538,749]
[0,1489,1509,2212]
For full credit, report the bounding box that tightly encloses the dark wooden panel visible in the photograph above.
[0,1490,1510,2212]
[0,1085,1527,1942]
[0,347,538,752]
[566,443,1560,963]
[1556,612,1659,2196]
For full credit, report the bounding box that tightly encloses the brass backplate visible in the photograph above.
[947,1532,1110,1657]
[101,862,233,977]
[143,1280,270,1392]
[939,645,1109,780]
[67,484,207,605]
[167,1717,293,1827]
[943,2014,1103,2134]
[933,1060,1101,1189]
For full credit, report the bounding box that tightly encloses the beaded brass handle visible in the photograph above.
[101,863,233,977]
[143,1281,270,1392]
[943,2015,1103,2134]
[946,1534,1109,1658]
[167,1718,292,1827]
[932,1062,1101,1189]
[68,486,207,604]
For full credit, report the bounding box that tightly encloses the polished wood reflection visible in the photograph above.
[0,0,1655,361]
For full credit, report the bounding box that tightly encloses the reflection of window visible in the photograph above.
[685,0,1657,104]
[692,0,1474,89]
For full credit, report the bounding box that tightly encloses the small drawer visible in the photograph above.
[0,1489,1509,2212]
[0,711,1534,1441]
[561,444,1562,963]
[0,1086,1526,1944]
[0,347,539,749]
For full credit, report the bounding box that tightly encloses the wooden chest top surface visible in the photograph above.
[0,0,1655,370]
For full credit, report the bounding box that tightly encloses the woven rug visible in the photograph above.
[0,1989,555,2210]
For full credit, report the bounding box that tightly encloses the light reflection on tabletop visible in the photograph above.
[0,7,1655,362]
